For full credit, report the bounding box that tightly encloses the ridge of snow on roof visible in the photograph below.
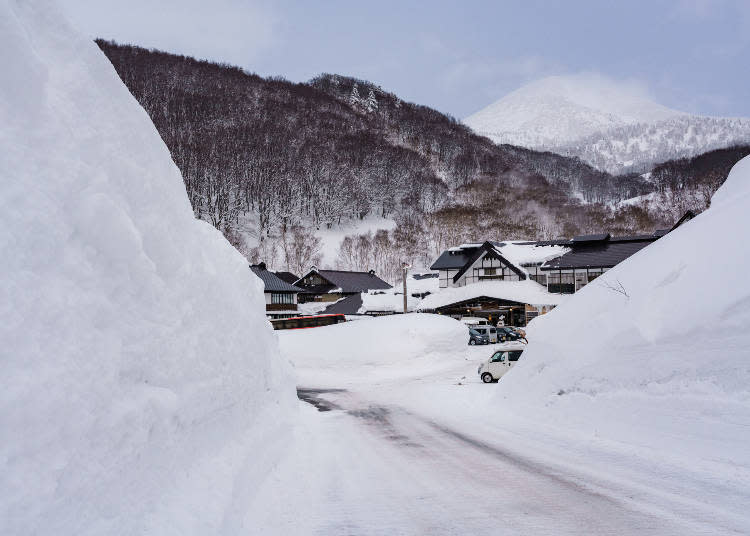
[418,281,567,310]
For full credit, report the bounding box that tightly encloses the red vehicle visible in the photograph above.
[270,314,346,330]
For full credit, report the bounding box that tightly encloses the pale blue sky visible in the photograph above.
[62,0,750,118]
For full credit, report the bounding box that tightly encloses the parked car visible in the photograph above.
[461,316,489,327]
[468,328,489,345]
[497,326,527,343]
[478,347,524,383]
[506,326,526,338]
[471,325,498,343]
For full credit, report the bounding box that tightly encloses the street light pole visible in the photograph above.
[402,262,411,314]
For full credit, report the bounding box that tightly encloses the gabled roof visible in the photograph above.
[250,265,304,293]
[274,271,300,285]
[670,210,695,231]
[296,269,392,293]
[451,241,527,283]
[541,238,656,271]
[572,233,610,243]
[430,245,483,270]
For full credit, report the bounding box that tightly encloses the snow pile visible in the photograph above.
[279,314,466,384]
[497,156,750,458]
[0,2,294,534]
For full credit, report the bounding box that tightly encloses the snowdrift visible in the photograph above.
[279,314,466,384]
[0,2,294,534]
[497,156,750,455]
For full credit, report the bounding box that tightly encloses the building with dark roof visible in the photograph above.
[250,263,304,319]
[294,268,392,303]
[429,212,694,298]
[274,271,300,285]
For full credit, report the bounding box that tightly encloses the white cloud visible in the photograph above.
[60,0,278,66]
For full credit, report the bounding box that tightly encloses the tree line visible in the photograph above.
[97,40,743,282]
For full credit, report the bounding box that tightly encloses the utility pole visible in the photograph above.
[402,262,410,314]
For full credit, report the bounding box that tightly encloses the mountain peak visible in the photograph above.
[464,74,684,148]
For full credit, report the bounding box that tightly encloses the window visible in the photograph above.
[484,268,496,276]
[271,293,294,304]
[491,352,506,362]
[547,272,575,294]
[508,351,523,362]
[575,270,588,291]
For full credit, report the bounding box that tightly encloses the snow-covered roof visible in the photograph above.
[357,273,439,313]
[496,241,570,266]
[358,291,420,313]
[417,280,567,310]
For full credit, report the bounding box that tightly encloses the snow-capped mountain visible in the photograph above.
[465,74,750,174]
[558,115,750,174]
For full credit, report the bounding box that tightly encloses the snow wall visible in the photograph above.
[499,156,750,417]
[0,1,295,533]
[279,314,467,386]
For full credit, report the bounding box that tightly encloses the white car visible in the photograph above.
[478,347,524,383]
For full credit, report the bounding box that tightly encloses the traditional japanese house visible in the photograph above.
[294,268,392,303]
[250,263,304,319]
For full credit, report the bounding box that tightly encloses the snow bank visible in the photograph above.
[279,314,466,384]
[496,156,750,461]
[0,2,294,534]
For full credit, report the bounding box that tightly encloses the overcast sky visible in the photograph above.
[61,0,750,118]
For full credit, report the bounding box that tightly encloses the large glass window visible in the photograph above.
[575,271,588,291]
[271,293,294,304]
[548,272,575,294]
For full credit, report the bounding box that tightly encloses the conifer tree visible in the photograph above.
[348,84,361,107]
[366,89,378,112]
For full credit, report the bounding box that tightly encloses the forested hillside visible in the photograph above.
[96,40,740,281]
[642,144,750,221]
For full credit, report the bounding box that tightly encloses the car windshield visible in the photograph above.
[469,329,480,336]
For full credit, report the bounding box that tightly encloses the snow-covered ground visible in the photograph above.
[317,215,396,266]
[1,3,294,533]
[6,1,750,533]
[259,156,750,534]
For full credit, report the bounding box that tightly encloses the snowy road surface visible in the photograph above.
[247,384,718,535]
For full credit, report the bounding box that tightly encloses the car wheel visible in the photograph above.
[481,373,494,384]
[469,339,476,345]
